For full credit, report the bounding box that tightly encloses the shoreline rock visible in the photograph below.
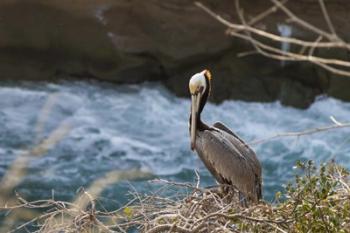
[0,0,350,108]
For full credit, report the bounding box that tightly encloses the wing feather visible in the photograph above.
[213,122,262,178]
[195,128,260,200]
[213,122,244,143]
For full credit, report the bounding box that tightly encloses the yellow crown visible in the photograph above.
[204,69,212,81]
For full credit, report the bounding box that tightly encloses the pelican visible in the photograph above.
[189,69,262,205]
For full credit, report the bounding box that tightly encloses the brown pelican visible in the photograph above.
[189,70,262,205]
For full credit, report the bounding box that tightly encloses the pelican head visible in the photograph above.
[189,69,211,150]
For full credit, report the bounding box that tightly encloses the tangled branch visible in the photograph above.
[1,163,350,232]
[196,0,350,77]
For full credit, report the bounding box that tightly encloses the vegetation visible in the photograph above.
[0,161,349,232]
[132,161,350,233]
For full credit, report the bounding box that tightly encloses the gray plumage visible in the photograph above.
[194,122,262,203]
[188,70,262,204]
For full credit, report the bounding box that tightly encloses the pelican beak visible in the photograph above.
[190,92,201,151]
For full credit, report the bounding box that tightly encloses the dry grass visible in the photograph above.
[1,161,349,233]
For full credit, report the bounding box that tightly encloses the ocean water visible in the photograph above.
[0,81,350,208]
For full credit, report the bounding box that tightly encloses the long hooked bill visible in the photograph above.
[190,92,201,150]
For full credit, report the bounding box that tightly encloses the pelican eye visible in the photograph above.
[198,86,204,93]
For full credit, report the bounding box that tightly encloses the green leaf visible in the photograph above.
[123,207,133,220]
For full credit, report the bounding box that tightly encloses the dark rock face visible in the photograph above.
[0,0,349,108]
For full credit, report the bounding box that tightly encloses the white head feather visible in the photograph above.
[189,70,207,95]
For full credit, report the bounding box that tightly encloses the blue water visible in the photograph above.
[0,81,350,207]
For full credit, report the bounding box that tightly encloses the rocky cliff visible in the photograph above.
[0,0,349,108]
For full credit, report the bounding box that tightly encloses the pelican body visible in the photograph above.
[189,70,262,204]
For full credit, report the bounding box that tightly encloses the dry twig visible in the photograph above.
[249,119,350,145]
[195,0,350,77]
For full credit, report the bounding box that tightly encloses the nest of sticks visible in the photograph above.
[1,162,350,233]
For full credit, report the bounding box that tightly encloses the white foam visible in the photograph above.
[1,82,350,199]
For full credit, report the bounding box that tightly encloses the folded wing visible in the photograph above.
[196,123,262,202]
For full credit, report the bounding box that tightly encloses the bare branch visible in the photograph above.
[245,0,288,27]
[195,0,350,77]
[249,121,350,145]
[196,2,350,50]
[270,0,338,42]
[318,0,337,36]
